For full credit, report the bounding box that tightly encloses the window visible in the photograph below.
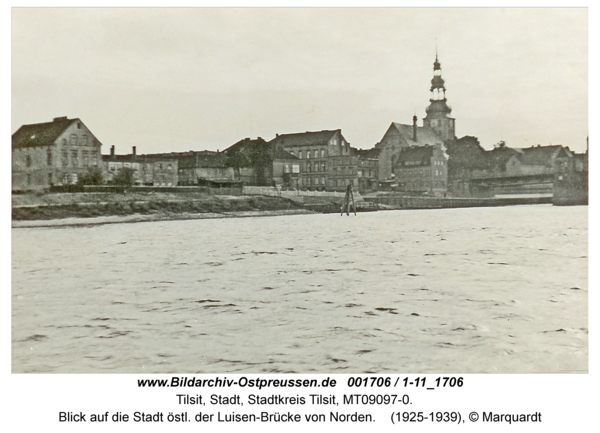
[48,173,53,185]
[314,150,318,158]
[321,177,325,185]
[71,150,78,166]
[284,164,290,174]
[298,151,302,159]
[77,122,82,129]
[321,149,326,157]
[70,134,77,146]
[158,163,163,169]
[306,151,310,159]
[83,151,89,166]
[62,151,68,167]
[47,149,52,166]
[26,155,32,168]
[27,174,31,185]
[307,162,311,172]
[167,164,172,170]
[292,164,300,174]
[92,152,98,166]
[81,135,88,146]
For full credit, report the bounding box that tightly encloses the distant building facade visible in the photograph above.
[102,146,179,186]
[270,129,356,191]
[393,144,447,196]
[12,117,102,191]
[223,137,300,188]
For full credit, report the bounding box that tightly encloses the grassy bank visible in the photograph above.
[12,192,306,221]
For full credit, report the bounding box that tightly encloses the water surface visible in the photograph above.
[12,205,588,373]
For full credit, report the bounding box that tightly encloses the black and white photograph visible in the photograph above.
[8,5,593,429]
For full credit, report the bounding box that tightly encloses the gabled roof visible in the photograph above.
[12,117,79,149]
[223,137,270,154]
[389,122,444,147]
[272,147,299,160]
[519,145,571,166]
[395,145,434,167]
[269,130,340,147]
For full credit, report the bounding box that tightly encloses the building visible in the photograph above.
[12,116,103,191]
[392,144,448,196]
[102,146,179,186]
[176,151,234,186]
[454,142,576,198]
[375,56,454,183]
[223,137,301,188]
[270,129,353,190]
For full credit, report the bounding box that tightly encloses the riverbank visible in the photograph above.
[12,192,313,227]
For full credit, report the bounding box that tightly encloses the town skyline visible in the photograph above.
[12,8,588,154]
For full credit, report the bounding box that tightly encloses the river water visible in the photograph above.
[11,205,588,373]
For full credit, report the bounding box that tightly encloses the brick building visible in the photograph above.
[12,116,103,191]
[269,129,355,191]
[393,144,448,196]
[102,146,179,186]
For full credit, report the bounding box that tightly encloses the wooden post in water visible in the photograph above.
[341,184,357,216]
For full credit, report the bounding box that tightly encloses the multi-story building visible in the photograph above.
[102,146,179,186]
[223,137,300,188]
[12,116,103,191]
[270,129,353,190]
[392,144,447,196]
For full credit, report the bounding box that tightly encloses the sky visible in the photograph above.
[11,8,588,154]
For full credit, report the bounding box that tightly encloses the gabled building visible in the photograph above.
[12,116,103,191]
[270,129,353,190]
[505,145,572,176]
[223,137,301,188]
[392,144,447,196]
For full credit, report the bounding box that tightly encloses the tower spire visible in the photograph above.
[424,54,455,141]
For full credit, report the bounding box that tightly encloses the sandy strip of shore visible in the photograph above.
[11,209,315,229]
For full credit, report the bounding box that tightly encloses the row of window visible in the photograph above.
[61,150,98,167]
[289,149,327,159]
[299,176,327,186]
[109,163,174,172]
[62,134,91,147]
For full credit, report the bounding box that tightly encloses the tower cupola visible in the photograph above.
[424,54,456,141]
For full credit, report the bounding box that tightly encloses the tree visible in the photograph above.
[78,166,104,186]
[113,167,136,189]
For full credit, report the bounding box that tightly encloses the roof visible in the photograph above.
[272,147,299,160]
[352,147,381,159]
[12,117,78,149]
[223,137,270,154]
[390,122,444,147]
[395,146,434,167]
[269,130,340,147]
[519,145,570,166]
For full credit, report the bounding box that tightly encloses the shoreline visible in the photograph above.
[11,208,316,229]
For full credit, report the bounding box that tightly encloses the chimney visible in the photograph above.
[413,115,418,142]
[110,145,115,160]
[53,116,68,122]
[132,146,136,157]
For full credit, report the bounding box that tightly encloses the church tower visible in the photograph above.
[423,55,455,141]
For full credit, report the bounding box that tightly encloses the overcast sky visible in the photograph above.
[11,8,588,154]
